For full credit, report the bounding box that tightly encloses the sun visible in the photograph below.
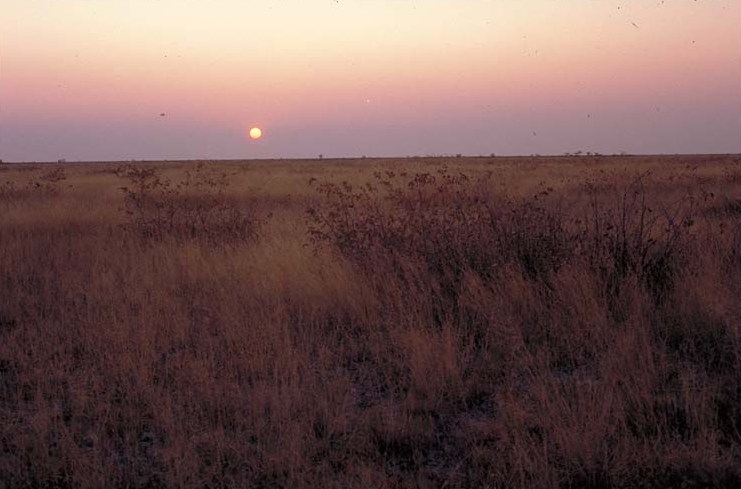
[249,127,262,140]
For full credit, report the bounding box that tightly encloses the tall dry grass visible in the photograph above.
[1,155,741,488]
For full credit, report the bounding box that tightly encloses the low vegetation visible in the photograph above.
[1,155,741,488]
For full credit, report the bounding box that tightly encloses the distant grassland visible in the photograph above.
[2,155,741,489]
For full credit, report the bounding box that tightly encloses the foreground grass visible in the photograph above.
[1,155,741,488]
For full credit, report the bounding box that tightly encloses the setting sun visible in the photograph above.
[249,127,262,140]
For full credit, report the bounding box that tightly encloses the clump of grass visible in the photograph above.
[307,167,573,290]
[579,173,698,305]
[0,167,66,207]
[307,169,697,309]
[118,163,260,245]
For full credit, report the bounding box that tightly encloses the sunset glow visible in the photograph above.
[249,128,263,140]
[1,0,739,161]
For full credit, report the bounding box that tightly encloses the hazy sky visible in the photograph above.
[1,0,739,161]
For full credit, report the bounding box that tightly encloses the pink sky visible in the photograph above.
[1,0,739,161]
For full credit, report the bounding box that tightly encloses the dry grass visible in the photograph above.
[1,155,741,488]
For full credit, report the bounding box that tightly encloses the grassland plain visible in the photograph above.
[2,155,741,489]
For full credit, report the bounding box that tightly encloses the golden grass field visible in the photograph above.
[2,154,741,488]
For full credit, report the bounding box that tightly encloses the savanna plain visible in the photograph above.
[2,154,741,489]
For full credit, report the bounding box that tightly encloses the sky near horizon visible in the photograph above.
[1,0,739,161]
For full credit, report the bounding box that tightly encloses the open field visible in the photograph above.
[2,154,741,488]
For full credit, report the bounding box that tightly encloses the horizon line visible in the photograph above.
[2,152,741,165]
